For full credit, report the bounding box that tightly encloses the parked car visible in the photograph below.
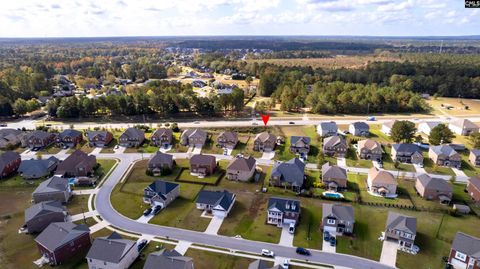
[282,259,290,269]
[289,122,295,125]
[143,208,152,216]
[323,231,330,241]
[137,239,148,251]
[0,123,7,127]
[329,236,336,247]
[153,206,162,215]
[261,249,275,257]
[296,247,311,256]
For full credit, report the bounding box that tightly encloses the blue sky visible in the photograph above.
[0,0,478,37]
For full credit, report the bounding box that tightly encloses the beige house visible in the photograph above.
[415,174,452,204]
[469,149,480,167]
[429,145,461,169]
[226,156,256,181]
[253,132,276,152]
[367,167,397,197]
[357,139,382,160]
[448,119,479,136]
[323,136,347,157]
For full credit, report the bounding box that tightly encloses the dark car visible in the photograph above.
[153,206,162,215]
[137,239,148,251]
[289,122,295,125]
[143,208,152,216]
[0,123,7,127]
[323,231,330,241]
[296,247,311,256]
[329,237,336,247]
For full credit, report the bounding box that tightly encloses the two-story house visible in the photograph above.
[467,176,480,202]
[448,232,480,269]
[143,180,179,209]
[323,136,347,157]
[217,131,238,149]
[147,152,174,176]
[418,121,441,135]
[449,119,479,136]
[367,167,397,197]
[429,145,462,169]
[32,176,72,204]
[226,156,256,182]
[289,136,311,155]
[253,132,276,152]
[321,162,347,191]
[86,131,113,147]
[385,212,417,251]
[270,158,305,192]
[55,129,83,148]
[195,190,236,218]
[55,150,97,177]
[0,151,21,178]
[189,154,216,177]
[349,122,369,137]
[150,128,173,148]
[119,128,145,147]
[322,203,355,235]
[415,174,453,204]
[317,122,338,137]
[469,149,480,167]
[86,232,138,269]
[181,129,207,147]
[357,139,383,160]
[391,143,424,165]
[26,131,57,150]
[267,197,301,229]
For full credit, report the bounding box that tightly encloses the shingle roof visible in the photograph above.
[469,176,480,191]
[190,154,215,165]
[386,212,416,234]
[120,127,144,139]
[58,129,82,139]
[29,130,55,140]
[452,232,480,259]
[382,120,397,129]
[416,174,452,193]
[143,249,193,269]
[148,152,173,166]
[182,128,206,139]
[322,203,354,222]
[25,200,65,223]
[290,136,311,146]
[152,128,172,138]
[248,260,272,269]
[268,197,300,214]
[471,149,480,157]
[33,176,69,195]
[358,139,382,151]
[430,145,458,157]
[146,180,179,196]
[351,122,369,130]
[18,156,59,177]
[218,131,238,141]
[319,122,338,130]
[271,158,305,186]
[55,150,96,175]
[86,232,136,263]
[369,167,396,185]
[392,143,421,153]
[421,121,441,129]
[321,163,347,180]
[0,151,20,169]
[450,119,478,129]
[196,190,235,210]
[254,132,276,143]
[86,131,111,141]
[35,222,90,251]
[227,156,256,172]
[323,136,346,148]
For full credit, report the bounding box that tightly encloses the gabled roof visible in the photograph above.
[319,121,338,130]
[146,180,179,196]
[322,203,354,222]
[58,129,82,139]
[18,156,59,177]
[469,176,480,191]
[416,174,452,193]
[450,119,478,129]
[0,128,22,139]
[471,149,480,157]
[227,156,256,172]
[430,145,458,157]
[33,176,69,195]
[386,212,416,234]
[196,190,235,210]
[350,122,369,130]
[152,128,172,138]
[420,121,441,129]
[452,232,480,259]
[143,249,193,269]
[268,197,300,214]
[190,154,215,166]
[323,136,346,148]
[120,127,144,139]
[392,143,421,153]
[382,120,397,129]
[35,222,90,251]
[358,139,382,151]
[218,131,238,141]
[56,150,96,175]
[290,136,311,146]
[254,132,276,143]
[368,167,396,185]
[248,259,272,269]
[0,151,20,168]
[148,152,173,166]
[25,200,65,223]
[271,158,305,186]
[29,130,55,140]
[182,128,206,139]
[86,131,112,141]
[321,162,347,180]
[86,232,136,263]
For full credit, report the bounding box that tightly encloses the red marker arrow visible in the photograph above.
[260,113,270,126]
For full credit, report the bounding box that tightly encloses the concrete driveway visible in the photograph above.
[91,147,102,155]
[114,146,126,154]
[380,240,398,267]
[204,216,224,235]
[279,226,294,247]
[159,145,172,153]
[322,233,336,253]
[261,151,276,160]
[337,157,346,167]
[136,213,155,224]
[192,147,202,154]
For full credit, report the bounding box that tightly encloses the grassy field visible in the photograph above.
[422,152,455,176]
[185,248,256,269]
[426,97,480,116]
[382,146,415,172]
[345,147,373,168]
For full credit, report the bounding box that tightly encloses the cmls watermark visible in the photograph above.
[465,0,480,8]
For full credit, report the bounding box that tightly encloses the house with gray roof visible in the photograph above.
[86,232,138,269]
[418,121,441,135]
[18,156,59,179]
[32,176,72,204]
[322,203,355,235]
[196,190,236,218]
[253,132,276,152]
[35,222,91,265]
[226,156,256,182]
[147,152,174,176]
[0,128,22,149]
[217,131,238,149]
[270,158,305,192]
[119,128,145,147]
[449,119,479,136]
[55,150,97,177]
[429,145,461,168]
[381,120,397,135]
[385,212,417,251]
[0,151,21,178]
[248,260,278,269]
[143,249,194,269]
[415,174,452,204]
[180,128,207,147]
[56,129,83,148]
[143,180,179,209]
[26,130,57,150]
[468,176,480,202]
[323,136,347,157]
[367,167,397,197]
[317,122,338,137]
[289,136,311,155]
[448,232,480,269]
[469,149,480,167]
[190,154,216,177]
[321,162,347,191]
[267,197,301,228]
[150,128,173,148]
[357,139,383,160]
[86,131,113,147]
[349,122,369,137]
[391,143,423,165]
[24,201,67,234]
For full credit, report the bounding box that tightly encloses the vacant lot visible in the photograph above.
[427,97,480,116]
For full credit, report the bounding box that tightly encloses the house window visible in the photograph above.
[327,219,335,225]
[455,251,467,262]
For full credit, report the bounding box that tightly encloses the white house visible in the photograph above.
[449,119,479,136]
[317,122,338,137]
[381,120,397,136]
[86,232,139,269]
[195,190,236,218]
[418,121,441,135]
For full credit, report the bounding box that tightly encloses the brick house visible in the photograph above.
[189,154,216,177]
[0,151,21,178]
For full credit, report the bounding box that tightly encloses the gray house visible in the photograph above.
[196,190,236,218]
[469,149,480,167]
[150,128,173,148]
[357,139,383,160]
[317,122,338,137]
[270,158,305,192]
[24,201,67,233]
[180,129,207,147]
[86,232,138,269]
[385,212,417,251]
[322,203,355,235]
[0,128,23,149]
[147,152,174,176]
[253,132,276,152]
[349,122,369,137]
[321,163,348,191]
[18,157,60,179]
[226,156,256,181]
[143,180,180,209]
[323,136,347,157]
[429,145,461,168]
[143,249,194,269]
[119,128,145,147]
[217,131,238,149]
[391,143,424,165]
[32,176,72,204]
[289,136,311,155]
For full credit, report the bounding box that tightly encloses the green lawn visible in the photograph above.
[345,147,373,168]
[231,135,262,158]
[398,179,450,211]
[124,140,159,154]
[68,194,90,215]
[423,152,455,176]
[201,134,224,154]
[382,146,415,172]
[185,248,256,269]
[369,125,393,143]
[99,138,118,153]
[67,141,94,154]
[293,200,323,250]
[460,151,480,177]
[95,159,117,180]
[0,174,39,188]
[36,144,62,155]
[176,160,227,185]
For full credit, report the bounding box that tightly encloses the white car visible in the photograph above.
[281,259,290,269]
[261,249,274,257]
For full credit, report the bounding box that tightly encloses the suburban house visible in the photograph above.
[467,176,480,202]
[349,122,370,137]
[150,128,173,148]
[0,128,23,149]
[143,249,194,269]
[357,139,383,160]
[289,136,311,155]
[147,152,174,176]
[189,154,217,177]
[448,232,480,269]
[226,156,256,181]
[55,150,97,177]
[86,131,113,147]
[0,151,21,178]
[385,212,417,251]
[119,127,145,147]
[86,232,138,269]
[381,120,397,135]
[429,145,462,169]
[143,180,180,208]
[26,131,57,150]
[317,122,338,137]
[322,203,355,235]
[323,136,347,157]
[266,197,301,228]
[248,260,279,269]
[469,149,480,167]
[196,190,236,218]
[270,158,305,192]
[253,132,276,152]
[321,162,348,191]
[217,131,238,149]
[24,201,67,234]
[415,174,453,204]
[32,176,72,204]
[55,129,83,148]
[449,119,479,136]
[391,143,424,165]
[18,156,59,179]
[367,167,397,197]
[180,128,207,147]
[35,222,91,266]
[418,121,441,135]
